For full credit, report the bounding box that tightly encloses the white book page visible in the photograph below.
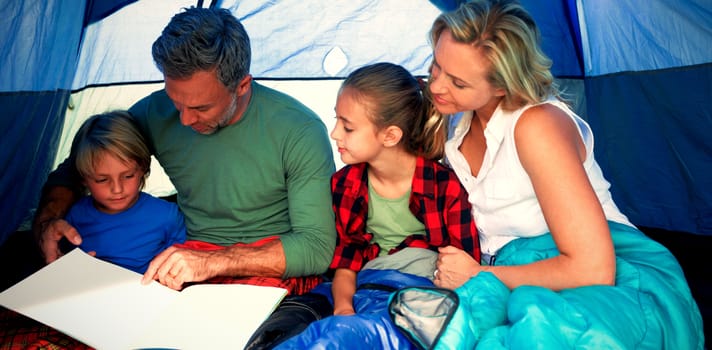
[0,249,175,349]
[0,249,287,350]
[132,284,287,349]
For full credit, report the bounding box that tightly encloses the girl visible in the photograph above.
[274,62,479,349]
[329,62,479,315]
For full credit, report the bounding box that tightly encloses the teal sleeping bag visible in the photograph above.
[389,222,705,349]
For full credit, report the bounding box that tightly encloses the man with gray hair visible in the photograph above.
[34,6,336,295]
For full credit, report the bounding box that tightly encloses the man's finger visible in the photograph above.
[50,219,82,245]
[142,254,165,284]
[169,275,184,291]
[41,219,83,264]
[43,246,61,264]
[142,247,175,285]
[40,236,63,263]
[156,255,178,284]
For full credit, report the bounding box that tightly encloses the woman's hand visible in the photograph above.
[434,245,481,289]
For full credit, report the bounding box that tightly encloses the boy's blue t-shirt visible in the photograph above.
[65,192,186,273]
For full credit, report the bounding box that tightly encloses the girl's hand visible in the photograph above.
[333,305,356,316]
[434,245,482,289]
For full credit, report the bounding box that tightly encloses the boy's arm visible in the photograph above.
[332,268,357,315]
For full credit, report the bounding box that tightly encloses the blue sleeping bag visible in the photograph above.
[389,221,705,349]
[275,269,433,349]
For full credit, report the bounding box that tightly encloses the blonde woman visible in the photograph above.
[395,0,704,348]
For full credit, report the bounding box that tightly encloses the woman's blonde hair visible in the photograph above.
[431,0,556,110]
[71,111,151,190]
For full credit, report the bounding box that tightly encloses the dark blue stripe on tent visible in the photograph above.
[585,63,712,235]
[84,0,137,26]
[524,0,582,77]
[0,91,70,245]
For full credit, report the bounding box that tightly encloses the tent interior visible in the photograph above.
[1,0,710,344]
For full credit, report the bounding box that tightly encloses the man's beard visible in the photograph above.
[199,95,239,135]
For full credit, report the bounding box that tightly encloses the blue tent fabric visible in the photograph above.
[83,0,137,26]
[574,0,712,235]
[1,0,711,245]
[70,0,197,89]
[71,0,442,88]
[1,91,70,242]
[1,0,86,244]
[578,0,712,75]
[587,64,712,234]
[523,0,584,78]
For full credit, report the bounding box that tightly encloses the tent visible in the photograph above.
[2,0,710,244]
[1,0,710,337]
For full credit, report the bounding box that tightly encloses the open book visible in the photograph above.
[0,249,287,349]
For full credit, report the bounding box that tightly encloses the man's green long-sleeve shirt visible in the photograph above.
[49,82,336,277]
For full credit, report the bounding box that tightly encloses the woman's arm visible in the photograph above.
[498,104,615,289]
[436,105,615,291]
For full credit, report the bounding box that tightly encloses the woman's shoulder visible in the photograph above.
[519,99,569,119]
[513,101,589,175]
[515,101,579,141]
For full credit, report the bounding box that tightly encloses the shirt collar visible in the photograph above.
[411,156,434,199]
[482,103,507,157]
[343,162,369,197]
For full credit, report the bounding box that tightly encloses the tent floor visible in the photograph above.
[1,228,709,346]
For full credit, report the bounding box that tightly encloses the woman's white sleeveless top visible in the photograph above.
[445,98,632,255]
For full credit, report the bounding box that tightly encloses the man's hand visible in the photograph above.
[38,218,83,264]
[141,246,217,290]
[33,186,82,263]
